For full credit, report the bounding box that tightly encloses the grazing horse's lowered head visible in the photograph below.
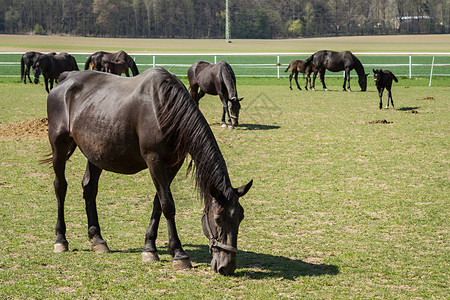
[202,180,252,275]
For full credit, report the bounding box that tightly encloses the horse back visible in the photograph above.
[47,70,167,173]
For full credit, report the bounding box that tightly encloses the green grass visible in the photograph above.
[0,76,448,298]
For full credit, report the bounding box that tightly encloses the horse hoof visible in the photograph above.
[173,259,192,270]
[53,243,68,253]
[142,251,160,262]
[92,243,110,253]
[227,125,234,129]
[221,123,227,128]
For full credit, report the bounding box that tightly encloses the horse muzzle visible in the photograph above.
[211,251,237,275]
[33,77,40,84]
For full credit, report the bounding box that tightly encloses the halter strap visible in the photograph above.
[203,211,238,254]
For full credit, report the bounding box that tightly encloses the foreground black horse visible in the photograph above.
[284,59,319,90]
[32,52,79,93]
[44,68,252,275]
[304,50,367,92]
[84,51,139,76]
[373,69,398,109]
[188,61,243,128]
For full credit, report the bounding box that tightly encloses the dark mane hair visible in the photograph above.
[156,69,233,203]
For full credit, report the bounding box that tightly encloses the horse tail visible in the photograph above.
[392,73,398,83]
[284,63,291,72]
[84,55,92,70]
[125,54,139,76]
[20,55,25,82]
[40,141,77,165]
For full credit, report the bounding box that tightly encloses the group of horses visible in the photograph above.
[20,50,140,93]
[23,48,398,276]
[284,50,398,109]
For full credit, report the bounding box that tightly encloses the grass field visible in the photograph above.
[0,35,449,298]
[0,75,449,298]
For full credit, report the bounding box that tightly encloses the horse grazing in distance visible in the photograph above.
[33,53,79,93]
[20,52,56,84]
[44,68,252,275]
[304,50,368,92]
[373,69,398,109]
[106,60,130,77]
[84,51,139,76]
[188,61,243,128]
[284,59,319,90]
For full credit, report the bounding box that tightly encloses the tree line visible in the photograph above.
[0,0,448,38]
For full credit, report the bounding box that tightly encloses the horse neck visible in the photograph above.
[353,56,365,79]
[157,72,232,199]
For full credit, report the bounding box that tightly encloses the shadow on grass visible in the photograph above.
[210,122,280,130]
[397,106,420,111]
[186,244,339,280]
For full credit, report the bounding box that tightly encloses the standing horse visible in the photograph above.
[44,68,252,275]
[33,53,79,93]
[105,59,130,77]
[284,59,319,90]
[84,51,139,76]
[304,50,368,92]
[20,52,56,84]
[188,61,243,128]
[373,69,398,109]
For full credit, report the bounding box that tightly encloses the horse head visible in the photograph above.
[359,73,368,91]
[373,69,382,84]
[229,97,243,127]
[32,61,41,84]
[202,180,252,275]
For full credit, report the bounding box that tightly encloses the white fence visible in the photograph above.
[1,52,449,86]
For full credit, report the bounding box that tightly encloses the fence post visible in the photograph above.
[429,56,435,87]
[214,55,217,64]
[153,55,156,68]
[277,55,280,79]
[409,55,412,78]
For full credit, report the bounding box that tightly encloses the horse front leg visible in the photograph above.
[378,88,384,109]
[343,69,351,92]
[387,88,394,109]
[146,155,191,269]
[288,73,293,90]
[82,162,109,253]
[26,66,32,84]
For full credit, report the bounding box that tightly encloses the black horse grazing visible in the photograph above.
[44,68,252,275]
[373,69,398,109]
[188,61,243,128]
[33,53,79,93]
[304,50,368,92]
[84,51,139,76]
[20,52,56,84]
[284,59,319,90]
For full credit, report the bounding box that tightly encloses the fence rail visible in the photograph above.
[1,52,449,84]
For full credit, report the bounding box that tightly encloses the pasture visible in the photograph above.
[0,35,449,298]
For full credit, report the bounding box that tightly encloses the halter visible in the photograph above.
[202,210,238,254]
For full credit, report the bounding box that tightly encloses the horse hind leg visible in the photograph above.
[82,162,109,253]
[294,72,302,90]
[51,134,74,253]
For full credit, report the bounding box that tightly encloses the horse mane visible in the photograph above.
[351,53,365,76]
[156,69,233,203]
[218,61,237,99]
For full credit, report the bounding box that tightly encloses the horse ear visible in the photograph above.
[236,180,253,198]
[373,69,376,73]
[238,97,244,101]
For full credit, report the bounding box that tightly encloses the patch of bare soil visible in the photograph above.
[368,120,393,124]
[0,118,48,140]
[406,109,420,114]
[418,96,436,100]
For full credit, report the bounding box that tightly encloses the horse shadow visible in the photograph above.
[186,244,339,280]
[210,123,280,131]
[397,106,420,111]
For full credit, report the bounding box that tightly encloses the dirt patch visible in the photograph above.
[368,120,393,124]
[418,96,436,100]
[0,118,48,140]
[406,109,420,114]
